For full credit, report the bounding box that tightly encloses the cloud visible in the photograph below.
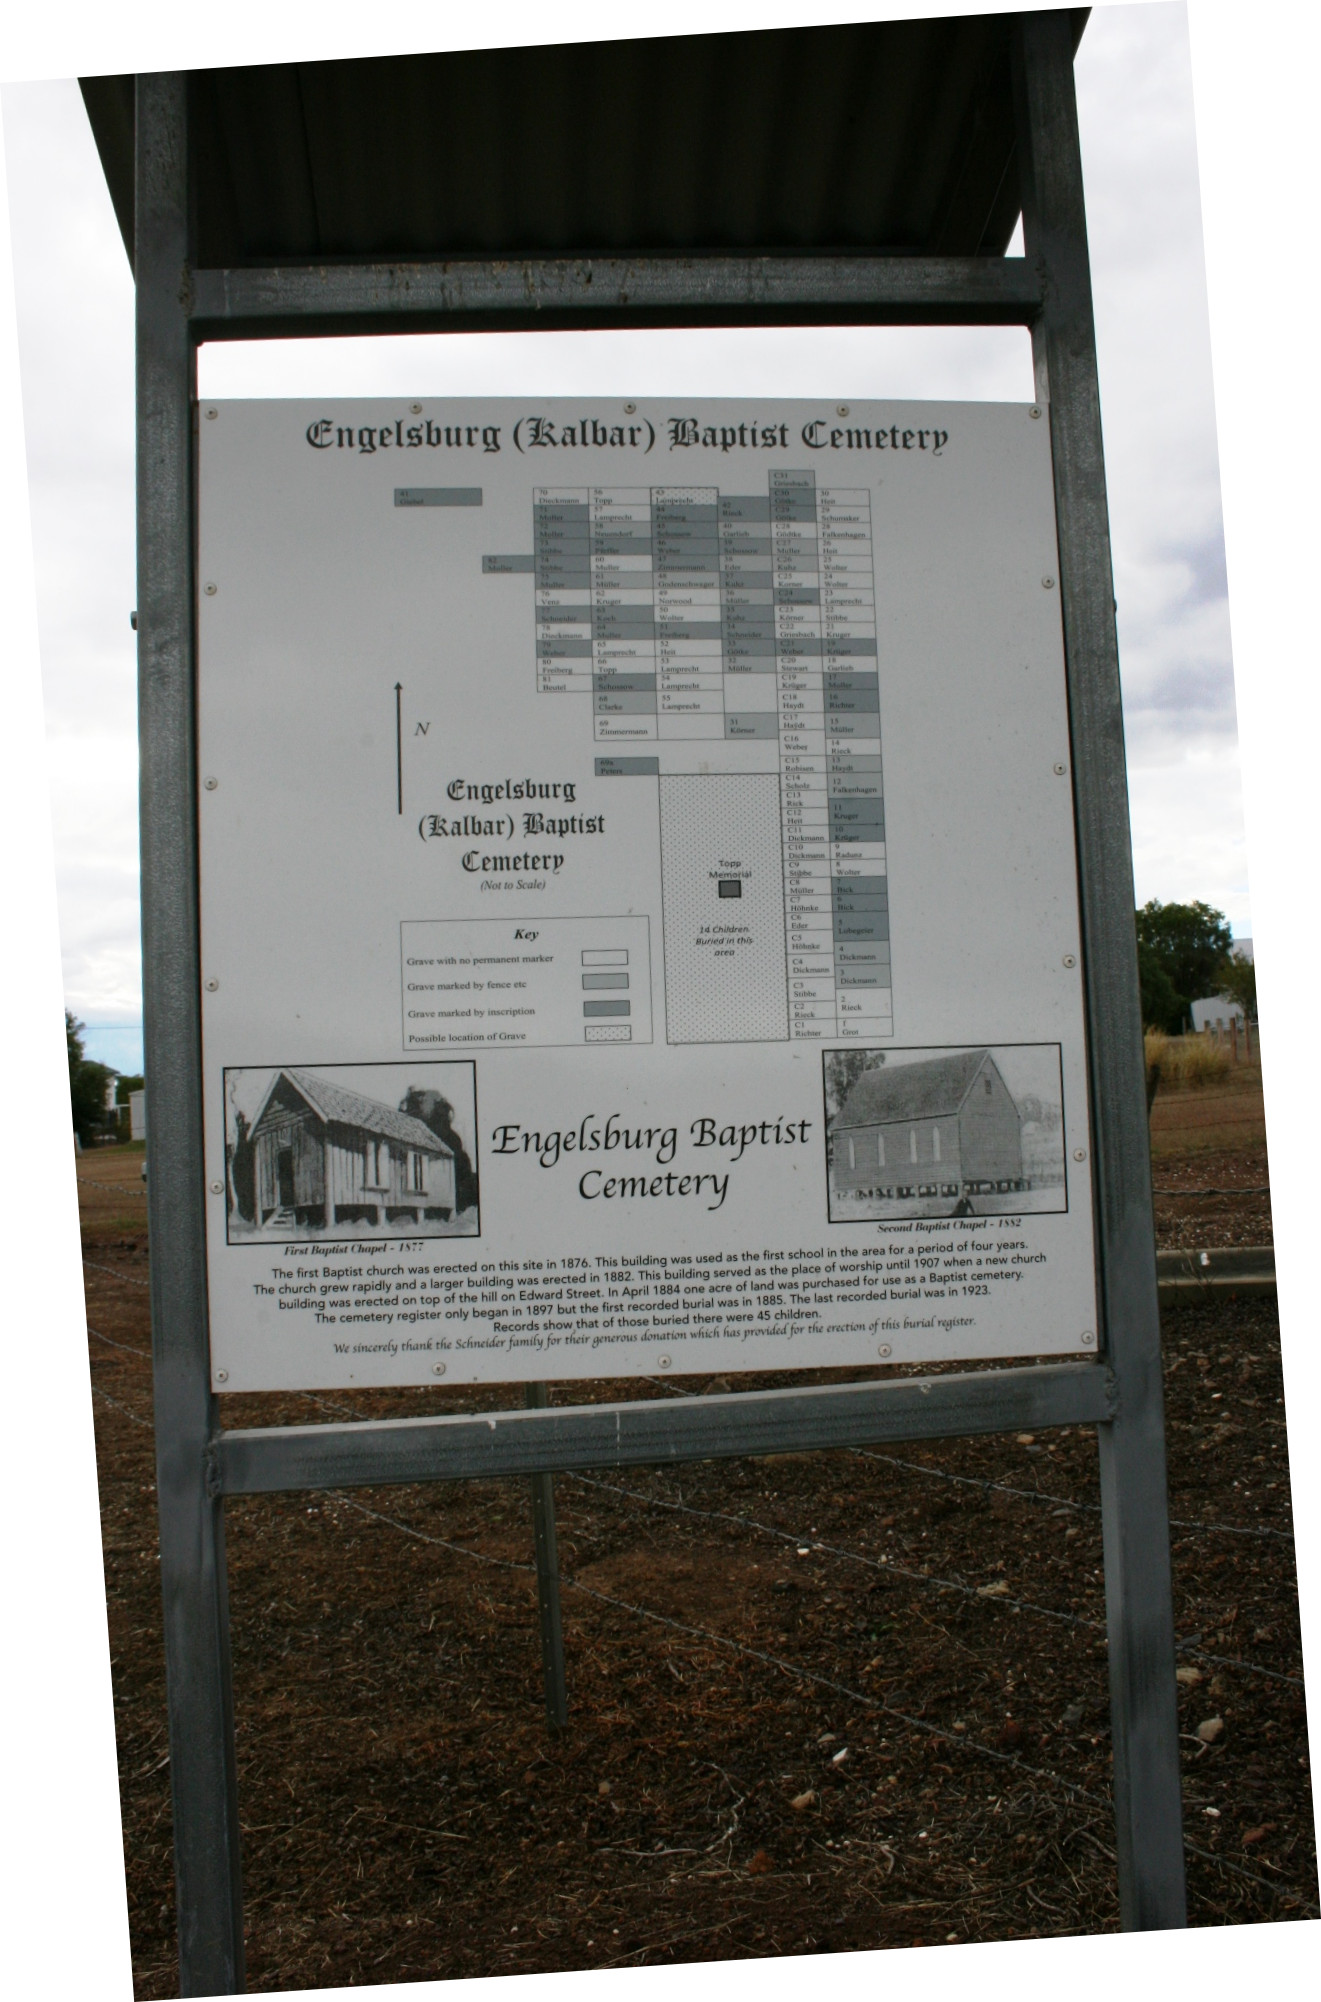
[1072,3,1244,920]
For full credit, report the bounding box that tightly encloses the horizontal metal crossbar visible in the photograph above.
[189,254,1043,340]
[214,1362,1115,1497]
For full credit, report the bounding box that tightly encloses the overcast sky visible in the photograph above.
[2,1,1243,1075]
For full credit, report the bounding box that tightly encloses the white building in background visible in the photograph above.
[1188,937,1253,1033]
[1190,996,1244,1032]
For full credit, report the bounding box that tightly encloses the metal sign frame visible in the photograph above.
[134,15,1184,1992]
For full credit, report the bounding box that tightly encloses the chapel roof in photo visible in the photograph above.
[253,1069,453,1154]
[832,1048,1002,1129]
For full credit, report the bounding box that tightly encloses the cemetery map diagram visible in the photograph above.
[496,470,890,1046]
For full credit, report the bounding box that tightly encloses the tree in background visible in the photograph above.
[822,1048,887,1120]
[66,1010,116,1145]
[1137,939,1184,1035]
[399,1088,480,1214]
[1134,900,1233,1031]
[1215,951,1257,1021]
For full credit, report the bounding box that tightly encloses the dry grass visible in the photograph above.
[74,1142,151,1236]
[1145,1031,1235,1090]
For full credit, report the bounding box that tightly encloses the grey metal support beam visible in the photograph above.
[188,253,1042,341]
[136,72,246,1995]
[1016,8,1186,1932]
[214,1363,1115,1497]
[525,1384,568,1731]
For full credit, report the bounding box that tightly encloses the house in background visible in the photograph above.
[830,1048,1026,1201]
[1189,938,1253,1035]
[1190,996,1244,1033]
[240,1069,457,1231]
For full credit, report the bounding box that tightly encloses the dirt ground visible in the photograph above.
[1149,1056,1268,1158]
[76,1108,1313,1995]
[1149,1059,1271,1251]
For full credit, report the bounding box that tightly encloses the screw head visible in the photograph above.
[432,1362,447,1376]
[205,407,218,420]
[1062,954,1077,969]
[205,977,219,991]
[410,402,423,415]
[878,1343,892,1359]
[659,1355,672,1369]
[215,1370,228,1383]
[836,404,850,417]
[623,402,637,415]
[204,582,217,596]
[1029,406,1042,419]
[1042,577,1055,590]
[1081,1331,1096,1346]
[210,1180,223,1194]
[204,776,219,790]
[1053,762,1067,776]
[1073,1148,1087,1162]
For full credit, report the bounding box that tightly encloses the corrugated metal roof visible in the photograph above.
[80,14,1088,274]
[832,1049,999,1129]
[255,1069,453,1154]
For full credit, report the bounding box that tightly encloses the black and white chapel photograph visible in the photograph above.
[824,1043,1067,1220]
[222,1061,480,1241]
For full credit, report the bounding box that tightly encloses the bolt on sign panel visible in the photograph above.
[197,399,1097,1391]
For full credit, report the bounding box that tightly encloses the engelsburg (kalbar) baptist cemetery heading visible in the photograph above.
[304,414,952,457]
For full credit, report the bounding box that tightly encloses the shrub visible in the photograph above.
[1144,1029,1231,1092]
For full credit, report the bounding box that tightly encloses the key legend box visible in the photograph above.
[401,915,652,1049]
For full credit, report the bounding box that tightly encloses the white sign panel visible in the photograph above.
[198,399,1097,1391]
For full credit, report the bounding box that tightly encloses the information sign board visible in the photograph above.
[199,399,1098,1390]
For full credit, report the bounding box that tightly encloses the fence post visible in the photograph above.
[525,1384,568,1729]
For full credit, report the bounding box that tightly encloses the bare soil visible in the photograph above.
[1148,1059,1268,1160]
[1149,1059,1271,1249]
[78,1120,1313,1996]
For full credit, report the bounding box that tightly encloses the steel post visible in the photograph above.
[136,71,246,1994]
[1016,8,1187,1930]
[525,1385,569,1730]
